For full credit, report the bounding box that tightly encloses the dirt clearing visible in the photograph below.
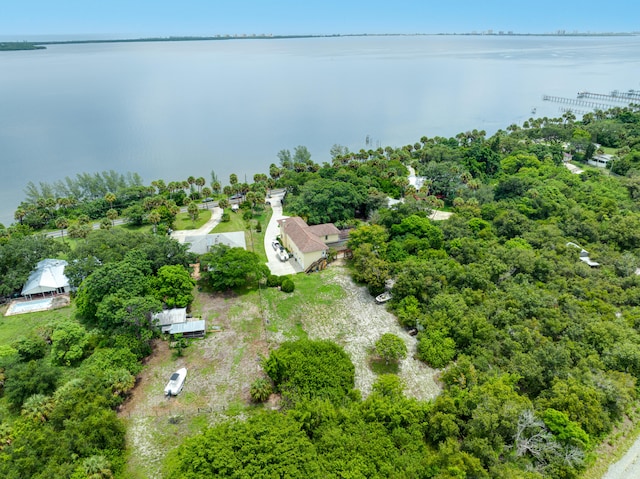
[121,265,439,478]
[310,266,440,400]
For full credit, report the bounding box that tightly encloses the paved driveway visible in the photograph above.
[264,192,299,276]
[170,206,223,243]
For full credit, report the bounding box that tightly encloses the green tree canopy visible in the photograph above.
[374,333,408,364]
[286,178,365,224]
[201,244,268,291]
[263,339,355,405]
[152,264,195,308]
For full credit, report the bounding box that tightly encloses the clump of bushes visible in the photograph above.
[266,274,283,288]
[281,278,295,293]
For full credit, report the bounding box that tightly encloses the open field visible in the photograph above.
[121,263,439,478]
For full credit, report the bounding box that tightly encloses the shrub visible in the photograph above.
[266,274,283,288]
[374,333,407,365]
[13,334,48,361]
[263,339,355,405]
[281,278,295,293]
[250,377,274,403]
[221,212,230,222]
[255,221,262,233]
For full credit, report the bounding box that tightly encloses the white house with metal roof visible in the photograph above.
[21,259,70,298]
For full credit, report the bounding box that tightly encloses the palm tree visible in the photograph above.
[187,176,196,193]
[55,216,69,239]
[81,455,114,479]
[195,177,206,195]
[14,207,26,225]
[148,210,161,234]
[250,377,273,403]
[106,208,118,226]
[104,192,116,209]
[187,201,200,222]
[211,180,221,194]
[21,394,53,423]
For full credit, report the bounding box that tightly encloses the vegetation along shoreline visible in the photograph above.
[2,104,640,478]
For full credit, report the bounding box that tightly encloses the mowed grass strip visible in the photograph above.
[173,209,212,231]
[211,206,272,260]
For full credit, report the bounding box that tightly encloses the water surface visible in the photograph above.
[1,35,639,225]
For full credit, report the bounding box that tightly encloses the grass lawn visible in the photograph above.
[0,304,75,347]
[211,206,272,260]
[211,208,245,233]
[261,269,345,340]
[173,209,212,231]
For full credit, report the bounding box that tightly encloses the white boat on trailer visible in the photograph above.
[164,367,187,397]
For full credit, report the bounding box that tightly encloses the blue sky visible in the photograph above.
[1,0,637,39]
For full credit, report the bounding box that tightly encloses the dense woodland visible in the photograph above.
[1,105,640,477]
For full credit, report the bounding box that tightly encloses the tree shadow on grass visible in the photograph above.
[368,357,400,375]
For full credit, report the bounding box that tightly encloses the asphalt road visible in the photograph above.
[45,201,217,239]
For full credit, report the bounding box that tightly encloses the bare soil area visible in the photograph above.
[121,289,270,478]
[315,266,440,400]
[121,266,439,478]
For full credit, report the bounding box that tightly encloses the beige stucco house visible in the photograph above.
[278,217,340,270]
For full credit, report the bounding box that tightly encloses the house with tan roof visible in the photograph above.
[278,217,340,270]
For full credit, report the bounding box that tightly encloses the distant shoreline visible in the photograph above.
[0,42,46,51]
[2,32,638,51]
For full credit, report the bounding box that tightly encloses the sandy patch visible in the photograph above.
[306,266,440,401]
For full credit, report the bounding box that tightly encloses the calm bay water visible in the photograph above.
[1,35,639,225]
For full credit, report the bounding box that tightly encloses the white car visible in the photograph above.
[278,249,289,261]
[272,240,281,251]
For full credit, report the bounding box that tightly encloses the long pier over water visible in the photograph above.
[577,90,640,102]
[542,95,614,110]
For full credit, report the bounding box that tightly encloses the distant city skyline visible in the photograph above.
[1,0,637,41]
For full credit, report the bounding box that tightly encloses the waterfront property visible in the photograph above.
[278,217,340,270]
[21,258,70,298]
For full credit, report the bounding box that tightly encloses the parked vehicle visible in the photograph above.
[164,367,187,397]
[278,249,289,261]
[375,292,392,303]
[272,240,281,251]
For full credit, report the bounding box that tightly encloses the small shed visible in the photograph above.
[168,319,206,339]
[21,259,70,298]
[153,308,187,334]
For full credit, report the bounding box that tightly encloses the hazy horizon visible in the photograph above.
[1,0,637,40]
